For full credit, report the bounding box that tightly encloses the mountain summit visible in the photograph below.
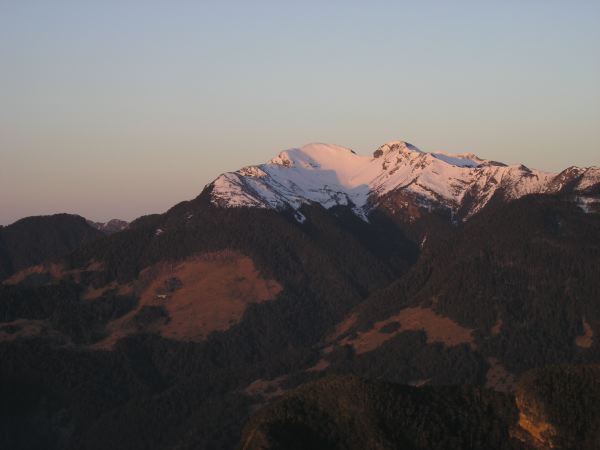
[209,141,599,221]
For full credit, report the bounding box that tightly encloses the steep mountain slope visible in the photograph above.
[311,192,600,393]
[0,214,105,281]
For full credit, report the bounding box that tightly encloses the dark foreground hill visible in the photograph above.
[239,367,600,450]
[239,375,525,450]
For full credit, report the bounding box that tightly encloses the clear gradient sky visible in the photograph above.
[1,1,599,225]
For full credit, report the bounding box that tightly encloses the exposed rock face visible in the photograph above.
[514,393,558,449]
[87,219,129,234]
[513,366,600,450]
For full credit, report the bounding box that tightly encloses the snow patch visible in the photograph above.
[294,211,306,224]
[431,153,479,167]
[576,196,599,214]
[576,167,600,191]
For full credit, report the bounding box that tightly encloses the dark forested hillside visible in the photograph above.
[239,375,526,450]
[318,193,600,388]
[239,368,600,450]
[0,186,599,450]
[0,193,418,450]
[0,214,104,281]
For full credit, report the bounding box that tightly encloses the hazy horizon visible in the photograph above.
[2,1,599,225]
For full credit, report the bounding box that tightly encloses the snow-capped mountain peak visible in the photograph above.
[212,143,372,216]
[209,141,599,222]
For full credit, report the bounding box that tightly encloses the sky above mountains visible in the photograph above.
[1,1,599,225]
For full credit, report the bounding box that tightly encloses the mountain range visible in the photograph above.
[1,140,599,450]
[211,141,599,221]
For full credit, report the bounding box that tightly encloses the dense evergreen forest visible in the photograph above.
[239,368,600,450]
